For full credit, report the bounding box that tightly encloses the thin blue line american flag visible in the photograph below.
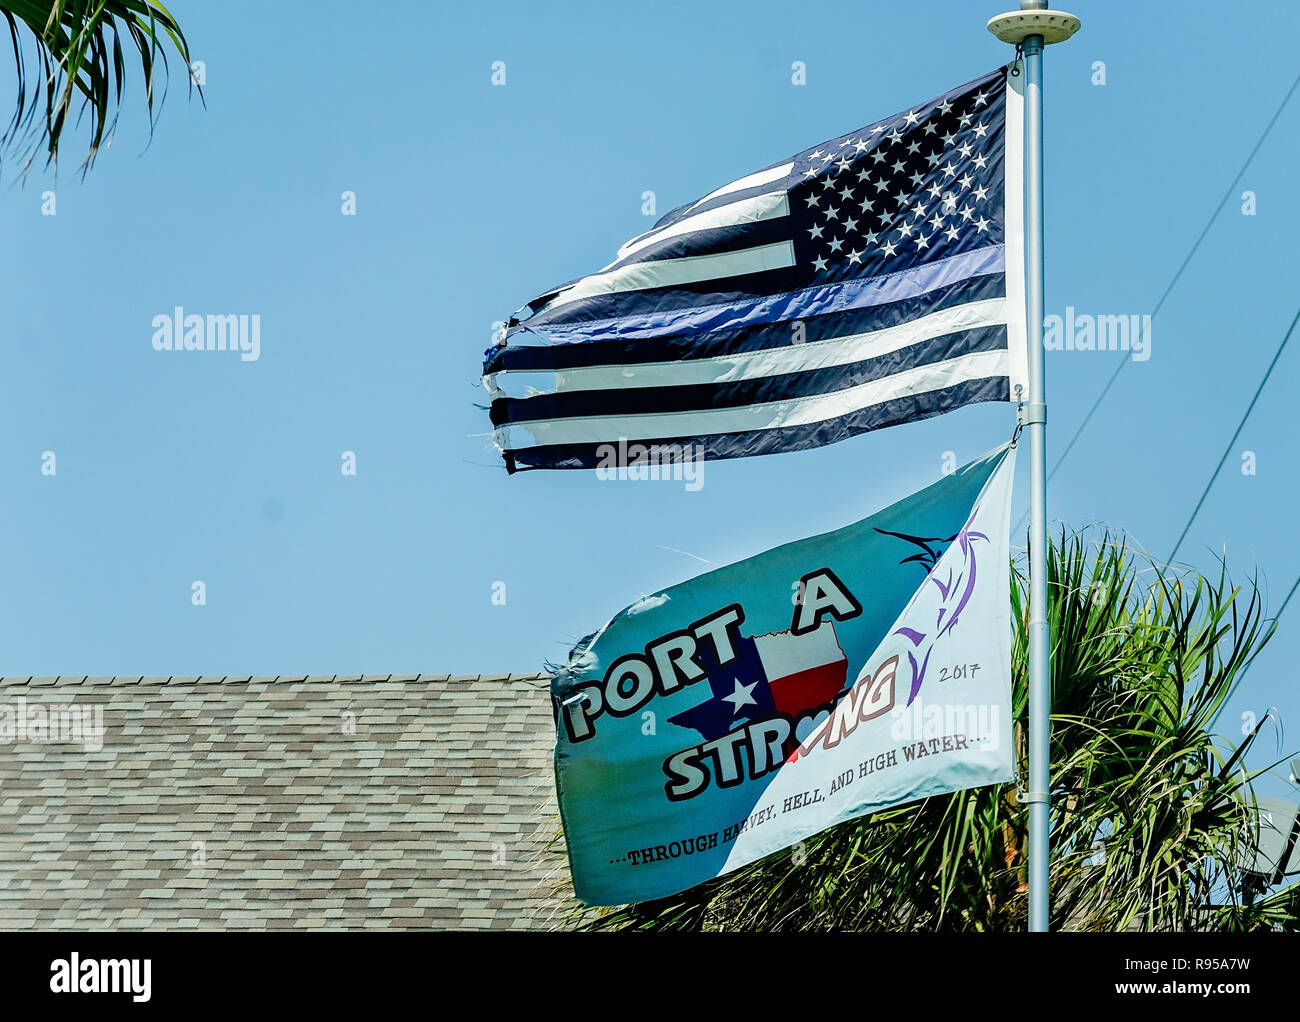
[483,65,1026,473]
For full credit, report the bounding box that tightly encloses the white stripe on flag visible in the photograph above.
[612,190,790,264]
[1002,69,1029,399]
[489,298,1007,396]
[496,348,1010,449]
[682,162,794,214]
[534,241,796,317]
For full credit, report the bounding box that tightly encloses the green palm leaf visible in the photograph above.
[2,0,195,175]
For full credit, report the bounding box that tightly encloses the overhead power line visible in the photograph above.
[1168,307,1300,565]
[1049,70,1300,485]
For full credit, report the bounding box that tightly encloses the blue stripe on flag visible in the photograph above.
[486,272,1005,375]
[511,244,1005,342]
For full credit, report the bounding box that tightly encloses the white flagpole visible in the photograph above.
[987,2,1079,933]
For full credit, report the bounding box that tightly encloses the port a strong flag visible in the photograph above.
[553,445,1017,905]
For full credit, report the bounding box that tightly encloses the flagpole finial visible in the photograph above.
[987,8,1080,45]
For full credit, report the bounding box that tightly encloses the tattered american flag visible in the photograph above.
[484,65,1026,472]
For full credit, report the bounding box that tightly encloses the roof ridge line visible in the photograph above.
[0,672,550,689]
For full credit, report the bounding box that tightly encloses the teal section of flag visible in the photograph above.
[553,444,1017,905]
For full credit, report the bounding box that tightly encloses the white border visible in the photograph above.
[1003,65,1029,399]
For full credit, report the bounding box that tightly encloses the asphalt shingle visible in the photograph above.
[0,673,570,930]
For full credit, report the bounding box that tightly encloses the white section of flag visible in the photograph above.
[680,162,794,215]
[612,190,790,264]
[534,241,797,318]
[1002,70,1028,397]
[496,348,1009,449]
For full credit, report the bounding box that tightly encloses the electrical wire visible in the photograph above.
[1048,70,1300,485]
[1168,307,1300,565]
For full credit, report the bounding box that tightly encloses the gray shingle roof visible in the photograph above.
[0,673,574,930]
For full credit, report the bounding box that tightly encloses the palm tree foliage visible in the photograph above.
[580,529,1299,931]
[2,1,194,174]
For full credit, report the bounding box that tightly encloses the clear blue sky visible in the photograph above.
[3,1,1298,786]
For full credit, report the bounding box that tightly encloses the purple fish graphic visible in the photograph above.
[878,509,988,705]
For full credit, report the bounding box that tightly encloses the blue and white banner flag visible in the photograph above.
[552,444,1017,905]
[485,67,1026,472]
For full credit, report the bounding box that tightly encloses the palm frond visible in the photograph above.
[1,0,196,176]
